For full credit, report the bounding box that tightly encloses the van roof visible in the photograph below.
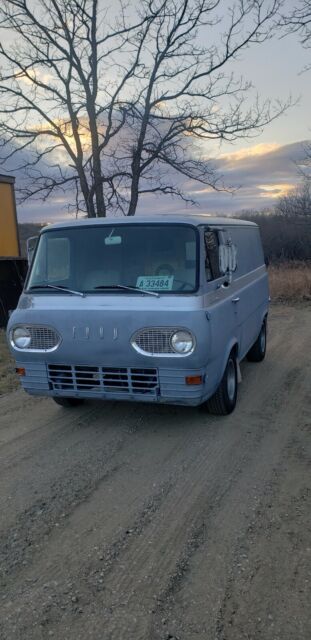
[43,213,257,232]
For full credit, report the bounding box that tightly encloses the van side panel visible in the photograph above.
[228,226,269,358]
[202,288,240,398]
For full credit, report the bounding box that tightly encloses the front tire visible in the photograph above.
[52,397,84,408]
[203,352,238,415]
[247,319,267,362]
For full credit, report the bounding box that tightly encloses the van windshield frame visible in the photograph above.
[25,223,200,295]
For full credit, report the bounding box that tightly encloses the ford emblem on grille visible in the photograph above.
[72,326,119,340]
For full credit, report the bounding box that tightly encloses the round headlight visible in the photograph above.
[12,327,31,349]
[171,330,194,354]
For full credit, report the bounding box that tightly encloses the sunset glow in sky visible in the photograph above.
[1,0,310,223]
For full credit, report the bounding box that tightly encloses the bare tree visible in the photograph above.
[0,0,291,217]
[281,0,311,57]
[275,179,311,217]
[279,2,311,183]
[0,0,148,216]
[296,141,311,183]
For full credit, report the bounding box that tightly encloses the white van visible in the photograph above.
[8,215,269,415]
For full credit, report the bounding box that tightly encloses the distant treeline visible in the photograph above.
[19,214,311,264]
[236,213,311,263]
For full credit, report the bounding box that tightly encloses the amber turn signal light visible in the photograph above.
[185,375,203,385]
[15,367,26,376]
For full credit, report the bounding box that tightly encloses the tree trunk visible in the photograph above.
[88,104,106,217]
[127,165,140,216]
[128,151,141,216]
[93,153,106,217]
[79,170,96,218]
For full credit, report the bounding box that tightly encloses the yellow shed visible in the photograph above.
[0,174,20,258]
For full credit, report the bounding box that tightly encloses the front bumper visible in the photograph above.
[15,360,207,406]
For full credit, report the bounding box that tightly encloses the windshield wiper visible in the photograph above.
[28,284,86,298]
[94,284,160,298]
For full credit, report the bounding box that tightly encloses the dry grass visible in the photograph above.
[268,262,311,303]
[0,330,19,395]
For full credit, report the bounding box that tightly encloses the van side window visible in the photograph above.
[204,230,221,281]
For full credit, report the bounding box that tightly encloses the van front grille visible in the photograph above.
[48,364,158,395]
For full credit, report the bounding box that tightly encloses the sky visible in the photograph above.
[0,0,310,223]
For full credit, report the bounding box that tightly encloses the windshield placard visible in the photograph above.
[136,276,174,291]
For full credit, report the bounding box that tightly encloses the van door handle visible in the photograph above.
[232,297,240,303]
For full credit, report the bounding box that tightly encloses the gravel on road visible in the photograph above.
[0,304,310,640]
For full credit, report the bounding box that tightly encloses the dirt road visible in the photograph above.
[0,304,310,640]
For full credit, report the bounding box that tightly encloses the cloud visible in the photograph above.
[195,139,307,212]
[137,140,307,216]
[218,142,282,162]
[2,136,309,222]
[15,68,55,87]
[258,183,294,199]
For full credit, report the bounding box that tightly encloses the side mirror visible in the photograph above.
[26,236,38,265]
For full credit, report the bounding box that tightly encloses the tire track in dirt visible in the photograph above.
[0,305,310,640]
[0,404,147,579]
[70,365,307,640]
[3,312,304,639]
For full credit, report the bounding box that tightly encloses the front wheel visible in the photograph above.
[52,397,84,408]
[203,352,238,415]
[247,319,267,362]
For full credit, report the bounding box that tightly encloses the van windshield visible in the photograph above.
[26,224,198,294]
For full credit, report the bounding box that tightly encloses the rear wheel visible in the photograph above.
[203,352,238,415]
[247,319,267,362]
[52,397,84,408]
